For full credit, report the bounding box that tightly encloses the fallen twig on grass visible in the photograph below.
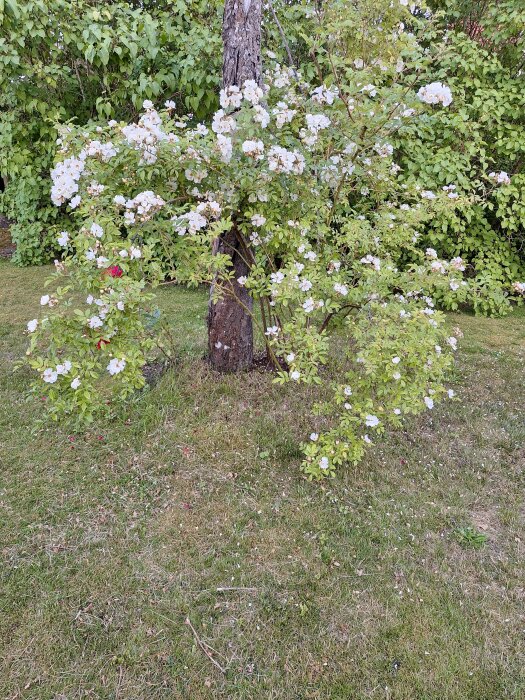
[216,586,258,593]
[185,616,228,674]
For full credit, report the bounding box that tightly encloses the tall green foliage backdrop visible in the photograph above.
[398,1,525,314]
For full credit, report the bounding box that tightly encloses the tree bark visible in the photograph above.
[208,222,254,371]
[222,0,263,89]
[208,0,262,372]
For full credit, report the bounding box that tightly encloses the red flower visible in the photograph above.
[97,338,110,350]
[106,265,123,278]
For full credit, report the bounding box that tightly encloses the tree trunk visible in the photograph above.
[207,0,262,372]
[208,222,254,371]
[222,0,263,89]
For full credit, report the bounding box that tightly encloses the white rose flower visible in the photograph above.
[88,316,103,329]
[57,231,69,246]
[43,368,58,383]
[90,223,103,238]
[417,82,453,107]
[242,140,265,160]
[107,358,126,375]
[302,298,315,313]
[56,360,72,375]
[299,279,313,292]
[251,214,266,227]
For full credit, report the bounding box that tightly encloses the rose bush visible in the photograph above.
[27,4,508,478]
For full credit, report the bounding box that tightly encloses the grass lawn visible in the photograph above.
[1,259,524,699]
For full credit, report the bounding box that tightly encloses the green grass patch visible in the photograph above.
[0,260,524,699]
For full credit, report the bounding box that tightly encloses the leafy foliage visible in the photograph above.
[0,0,223,263]
[268,0,525,315]
[454,526,489,549]
[2,0,523,318]
[397,11,525,315]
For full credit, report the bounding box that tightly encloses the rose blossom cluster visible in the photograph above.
[42,360,73,385]
[242,139,265,160]
[272,102,297,128]
[118,190,166,222]
[83,140,118,162]
[121,100,170,164]
[267,145,305,175]
[488,171,511,186]
[424,249,466,289]
[50,156,85,206]
[311,85,338,105]
[417,81,453,107]
[172,200,222,236]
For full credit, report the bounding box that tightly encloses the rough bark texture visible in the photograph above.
[208,0,262,372]
[208,223,254,371]
[222,0,263,89]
